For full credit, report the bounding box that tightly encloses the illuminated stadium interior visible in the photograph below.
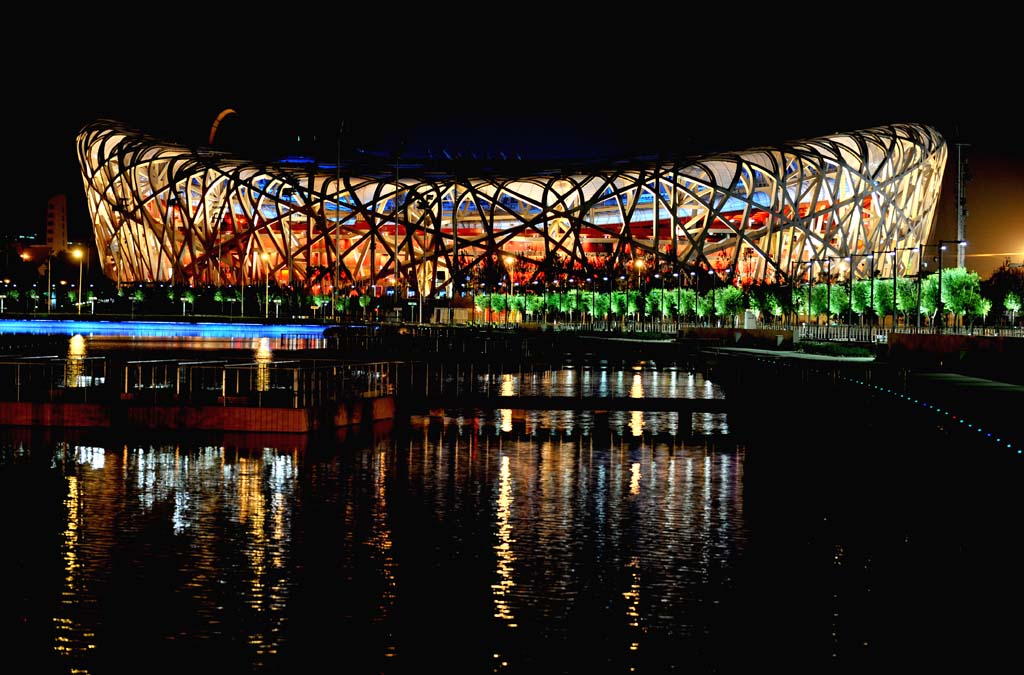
[77,120,946,299]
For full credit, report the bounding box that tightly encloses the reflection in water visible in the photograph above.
[492,454,517,630]
[433,406,727,439]
[371,448,398,660]
[254,337,272,392]
[486,365,724,400]
[499,374,515,433]
[53,469,94,664]
[630,372,645,437]
[623,556,641,655]
[4,422,748,673]
[38,442,303,672]
[65,334,86,388]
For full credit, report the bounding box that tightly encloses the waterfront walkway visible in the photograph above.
[711,346,1023,452]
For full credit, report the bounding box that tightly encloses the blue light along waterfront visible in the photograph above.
[0,319,328,339]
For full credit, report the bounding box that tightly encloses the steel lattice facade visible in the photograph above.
[77,120,946,297]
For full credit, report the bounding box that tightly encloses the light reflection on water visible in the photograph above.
[2,424,745,673]
[472,364,723,400]
[442,407,729,438]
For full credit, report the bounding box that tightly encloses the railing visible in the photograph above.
[0,356,402,408]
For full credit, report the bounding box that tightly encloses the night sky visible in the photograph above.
[12,26,1022,278]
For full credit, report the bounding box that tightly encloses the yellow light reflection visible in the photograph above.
[53,474,96,664]
[629,462,641,496]
[371,448,398,659]
[629,372,645,436]
[499,374,514,432]
[254,337,272,392]
[492,455,517,626]
[65,334,86,388]
[233,450,295,662]
[623,556,641,652]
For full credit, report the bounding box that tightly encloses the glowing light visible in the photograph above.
[492,455,517,626]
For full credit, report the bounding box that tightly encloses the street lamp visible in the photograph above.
[890,250,898,331]
[690,271,698,324]
[504,255,515,326]
[72,248,84,315]
[634,259,644,328]
[936,239,967,333]
[708,268,716,326]
[672,271,680,331]
[262,252,270,319]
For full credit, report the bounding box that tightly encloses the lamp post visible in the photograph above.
[673,271,680,331]
[634,259,644,329]
[867,253,875,327]
[708,268,716,326]
[846,256,854,333]
[690,271,698,324]
[604,275,611,331]
[73,248,84,315]
[46,250,52,314]
[891,250,898,331]
[936,239,967,333]
[262,252,270,319]
[823,258,831,338]
[504,255,515,326]
[911,243,942,332]
[654,272,665,331]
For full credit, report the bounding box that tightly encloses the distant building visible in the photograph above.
[45,193,68,254]
[76,119,947,297]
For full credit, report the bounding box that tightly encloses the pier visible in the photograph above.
[0,352,398,433]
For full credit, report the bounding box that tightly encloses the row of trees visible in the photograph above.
[2,245,1021,328]
[468,267,1023,330]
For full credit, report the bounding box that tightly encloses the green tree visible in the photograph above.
[809,284,830,321]
[593,291,611,319]
[792,285,809,321]
[610,290,628,316]
[1004,291,1021,324]
[474,292,491,322]
[765,293,784,323]
[717,286,745,326]
[967,295,992,329]
[647,288,671,318]
[676,288,697,319]
[920,274,939,322]
[697,292,713,319]
[525,293,545,318]
[872,279,895,323]
[851,279,872,319]
[941,268,982,330]
[489,292,507,316]
[895,277,917,323]
[828,284,850,320]
[356,293,370,317]
[509,293,526,317]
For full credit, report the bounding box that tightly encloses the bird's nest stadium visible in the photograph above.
[76,120,946,299]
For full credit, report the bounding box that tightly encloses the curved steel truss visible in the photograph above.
[77,120,946,296]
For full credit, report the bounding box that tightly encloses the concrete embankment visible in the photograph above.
[0,396,396,433]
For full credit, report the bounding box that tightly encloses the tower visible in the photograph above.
[956,143,970,269]
[45,193,68,255]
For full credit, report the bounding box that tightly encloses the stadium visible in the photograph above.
[76,120,946,301]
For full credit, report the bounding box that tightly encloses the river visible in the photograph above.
[1,327,1019,673]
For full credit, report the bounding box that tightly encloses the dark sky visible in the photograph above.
[12,25,1022,277]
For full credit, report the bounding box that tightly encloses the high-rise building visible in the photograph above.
[45,193,68,254]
